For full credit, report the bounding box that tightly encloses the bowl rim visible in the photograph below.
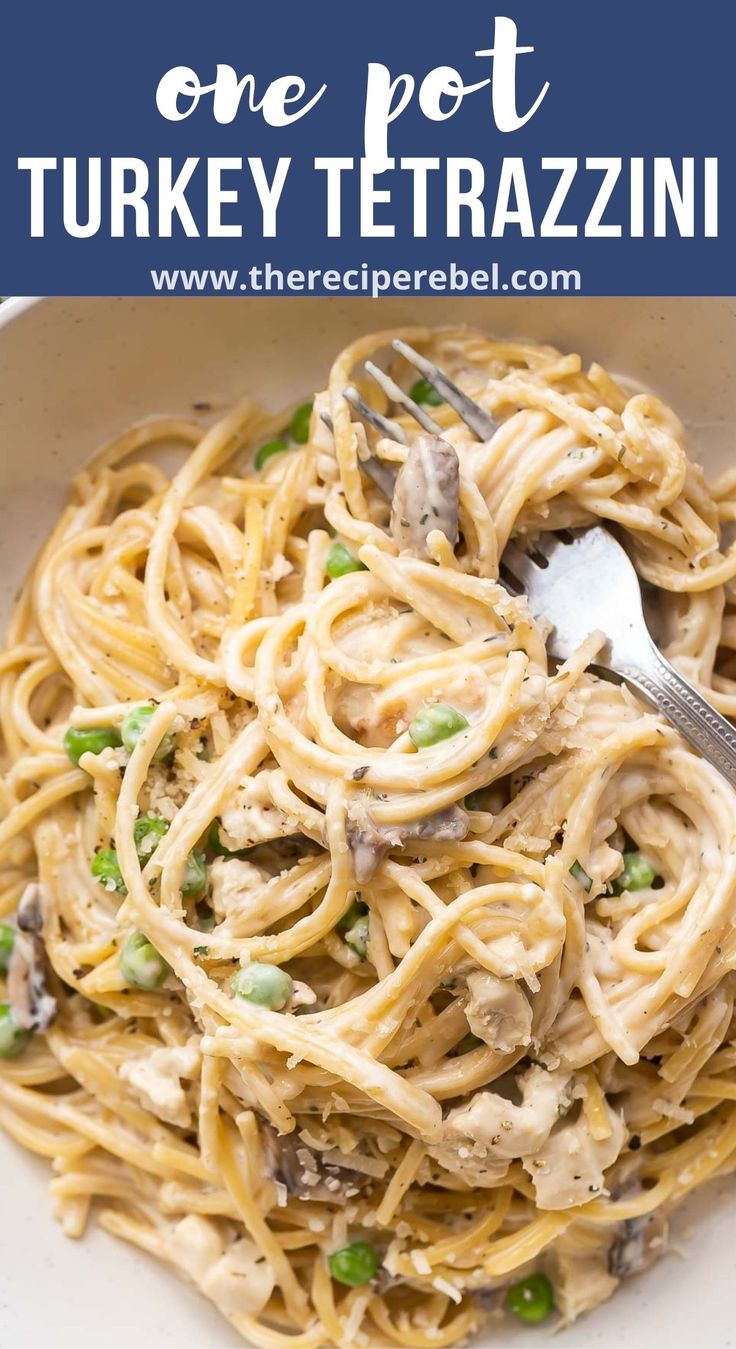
[0,295,42,327]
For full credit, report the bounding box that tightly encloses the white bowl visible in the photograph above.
[0,296,734,1349]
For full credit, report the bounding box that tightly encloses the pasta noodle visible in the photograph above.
[1,325,736,1345]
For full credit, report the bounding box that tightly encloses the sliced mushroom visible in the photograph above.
[398,804,469,847]
[390,436,459,556]
[8,884,57,1032]
[17,882,44,933]
[346,804,391,886]
[261,1126,370,1203]
[608,1207,668,1278]
[346,801,469,884]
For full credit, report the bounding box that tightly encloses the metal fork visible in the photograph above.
[503,527,736,789]
[343,339,497,498]
[342,346,736,789]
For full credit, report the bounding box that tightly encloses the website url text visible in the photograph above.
[150,262,581,297]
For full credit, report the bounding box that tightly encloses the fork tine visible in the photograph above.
[392,338,498,442]
[340,389,399,500]
[533,532,565,562]
[361,455,396,500]
[498,565,521,597]
[343,385,408,445]
[501,542,539,590]
[364,360,443,436]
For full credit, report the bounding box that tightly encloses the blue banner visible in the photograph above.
[0,0,731,295]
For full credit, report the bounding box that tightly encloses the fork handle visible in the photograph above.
[617,641,736,790]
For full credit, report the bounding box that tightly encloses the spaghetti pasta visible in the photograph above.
[1,325,736,1345]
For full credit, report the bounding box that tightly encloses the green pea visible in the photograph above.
[325,541,367,580]
[569,859,593,893]
[409,703,469,749]
[0,923,15,975]
[182,851,207,899]
[255,438,289,471]
[337,899,368,934]
[119,931,169,990]
[290,402,313,443]
[91,849,127,895]
[328,1241,379,1287]
[611,851,658,895]
[506,1272,554,1323]
[344,914,370,959]
[0,1004,31,1058]
[63,725,121,766]
[121,703,175,761]
[231,962,293,1010]
[409,377,445,408]
[133,812,169,860]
